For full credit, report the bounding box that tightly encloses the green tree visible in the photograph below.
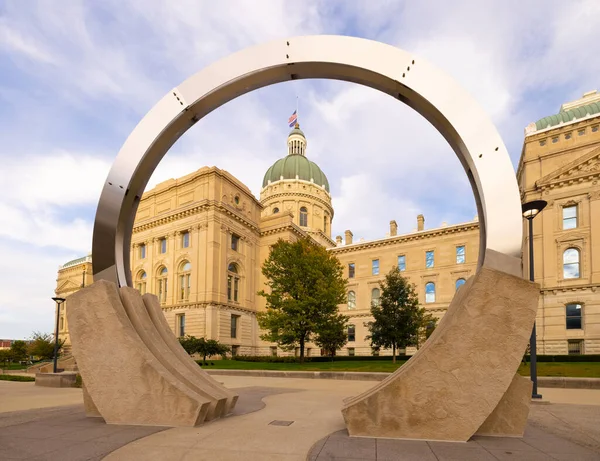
[10,340,28,362]
[0,349,14,369]
[314,313,349,358]
[178,336,231,363]
[27,332,63,360]
[258,237,347,363]
[179,335,202,356]
[365,267,431,363]
[197,339,230,364]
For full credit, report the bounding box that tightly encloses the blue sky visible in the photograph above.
[1,0,599,339]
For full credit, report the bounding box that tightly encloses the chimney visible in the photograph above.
[389,220,398,236]
[344,230,353,245]
[335,235,342,245]
[417,214,424,231]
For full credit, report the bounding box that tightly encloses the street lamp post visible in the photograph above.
[51,297,66,373]
[522,199,547,399]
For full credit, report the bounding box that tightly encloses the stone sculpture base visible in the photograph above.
[475,374,533,437]
[67,280,237,427]
[342,260,539,441]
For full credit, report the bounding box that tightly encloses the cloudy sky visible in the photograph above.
[1,0,599,338]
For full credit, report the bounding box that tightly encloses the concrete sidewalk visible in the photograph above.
[2,377,599,460]
[105,376,600,461]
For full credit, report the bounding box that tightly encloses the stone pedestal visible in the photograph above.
[66,280,237,427]
[342,261,539,441]
[35,372,77,388]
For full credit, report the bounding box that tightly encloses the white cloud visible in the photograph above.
[1,0,599,340]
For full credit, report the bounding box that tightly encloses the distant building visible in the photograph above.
[56,92,600,356]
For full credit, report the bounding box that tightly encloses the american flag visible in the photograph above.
[288,110,298,128]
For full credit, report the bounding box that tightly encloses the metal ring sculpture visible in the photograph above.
[86,36,537,439]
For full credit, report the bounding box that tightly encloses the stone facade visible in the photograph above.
[518,90,600,355]
[55,92,600,356]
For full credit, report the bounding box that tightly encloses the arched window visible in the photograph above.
[227,263,240,302]
[347,291,356,309]
[425,282,435,303]
[563,248,580,279]
[273,207,279,214]
[299,207,308,227]
[371,288,380,307]
[178,261,191,302]
[455,278,466,292]
[136,271,147,295]
[157,267,168,303]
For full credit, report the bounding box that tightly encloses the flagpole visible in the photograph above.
[296,95,299,125]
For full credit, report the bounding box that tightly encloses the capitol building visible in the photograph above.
[55,92,600,357]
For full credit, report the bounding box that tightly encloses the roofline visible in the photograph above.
[329,220,480,253]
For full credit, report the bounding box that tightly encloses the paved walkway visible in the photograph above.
[308,424,599,460]
[1,377,600,460]
[0,380,82,413]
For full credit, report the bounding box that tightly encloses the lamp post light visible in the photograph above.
[522,199,547,399]
[51,297,66,373]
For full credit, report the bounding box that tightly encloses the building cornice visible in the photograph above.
[161,301,258,316]
[329,222,480,254]
[260,190,334,217]
[541,283,599,294]
[133,199,260,235]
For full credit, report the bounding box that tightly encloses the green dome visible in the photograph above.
[262,155,330,192]
[536,102,600,130]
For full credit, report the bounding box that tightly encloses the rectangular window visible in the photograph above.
[456,246,466,264]
[348,263,355,278]
[177,314,185,337]
[398,255,406,271]
[568,340,583,355]
[552,136,559,143]
[270,346,277,357]
[231,234,240,251]
[348,325,356,342]
[160,238,167,254]
[578,129,585,136]
[348,347,355,357]
[140,244,146,259]
[231,315,239,338]
[563,205,577,229]
[425,250,434,268]
[372,259,379,276]
[566,303,582,329]
[231,345,239,357]
[182,232,190,248]
[233,277,239,302]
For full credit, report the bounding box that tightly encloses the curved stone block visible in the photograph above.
[476,374,533,437]
[67,280,212,426]
[141,293,238,414]
[119,287,228,420]
[342,263,539,441]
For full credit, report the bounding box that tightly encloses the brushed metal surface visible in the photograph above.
[92,35,521,286]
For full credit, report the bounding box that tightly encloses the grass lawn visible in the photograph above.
[0,363,29,371]
[200,360,600,378]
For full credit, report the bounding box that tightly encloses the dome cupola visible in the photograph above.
[262,124,330,192]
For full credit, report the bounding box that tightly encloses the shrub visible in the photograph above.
[0,374,35,382]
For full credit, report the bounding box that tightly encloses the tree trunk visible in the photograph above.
[392,344,396,364]
[203,353,207,364]
[299,337,305,363]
